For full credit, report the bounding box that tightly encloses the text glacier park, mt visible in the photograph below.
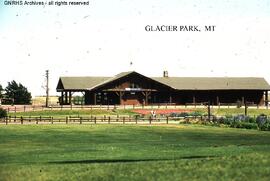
[145,25,216,32]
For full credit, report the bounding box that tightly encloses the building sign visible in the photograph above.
[125,88,142,91]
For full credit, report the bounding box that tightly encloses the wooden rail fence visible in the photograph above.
[0,115,218,125]
[1,103,268,113]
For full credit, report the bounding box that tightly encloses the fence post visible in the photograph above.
[80,117,82,124]
[21,116,23,124]
[166,116,169,124]
[24,106,26,112]
[108,116,110,124]
[123,117,125,124]
[94,117,96,124]
[149,116,152,124]
[51,116,54,124]
[135,116,138,124]
[5,117,8,125]
[66,116,68,124]
[117,114,119,122]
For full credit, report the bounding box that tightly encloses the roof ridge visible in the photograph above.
[86,71,136,90]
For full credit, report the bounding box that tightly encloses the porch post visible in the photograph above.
[65,91,68,104]
[119,91,124,105]
[94,93,97,105]
[60,91,63,105]
[216,96,219,105]
[192,95,196,104]
[144,91,151,106]
[69,91,72,105]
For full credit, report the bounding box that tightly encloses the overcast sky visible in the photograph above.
[0,0,270,96]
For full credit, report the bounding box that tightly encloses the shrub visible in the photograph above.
[232,122,257,129]
[256,114,267,125]
[247,117,256,123]
[0,108,7,118]
[256,114,269,130]
[170,112,189,117]
[189,112,203,117]
[234,114,249,122]
[223,117,233,125]
[179,112,190,117]
[260,122,270,131]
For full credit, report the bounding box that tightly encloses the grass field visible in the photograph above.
[1,124,270,180]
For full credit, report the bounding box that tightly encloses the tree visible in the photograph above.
[5,80,32,104]
[0,84,3,98]
[0,108,7,118]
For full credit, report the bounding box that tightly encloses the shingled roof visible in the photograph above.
[57,77,110,90]
[152,77,270,90]
[56,71,270,91]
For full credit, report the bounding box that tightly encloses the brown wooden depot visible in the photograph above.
[56,71,270,106]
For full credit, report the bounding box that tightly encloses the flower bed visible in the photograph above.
[132,109,193,115]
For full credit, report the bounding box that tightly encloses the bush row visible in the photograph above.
[215,114,270,130]
[170,112,270,131]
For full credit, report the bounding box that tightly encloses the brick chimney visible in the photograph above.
[163,71,168,78]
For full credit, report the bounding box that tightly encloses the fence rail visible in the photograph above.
[0,115,216,125]
[1,103,269,113]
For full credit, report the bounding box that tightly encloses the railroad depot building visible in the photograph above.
[56,71,270,106]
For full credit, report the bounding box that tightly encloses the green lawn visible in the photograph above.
[1,124,270,180]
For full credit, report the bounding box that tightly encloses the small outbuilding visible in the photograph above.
[56,71,270,106]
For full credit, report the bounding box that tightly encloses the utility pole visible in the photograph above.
[45,70,49,107]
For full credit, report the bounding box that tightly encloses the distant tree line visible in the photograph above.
[0,80,32,105]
